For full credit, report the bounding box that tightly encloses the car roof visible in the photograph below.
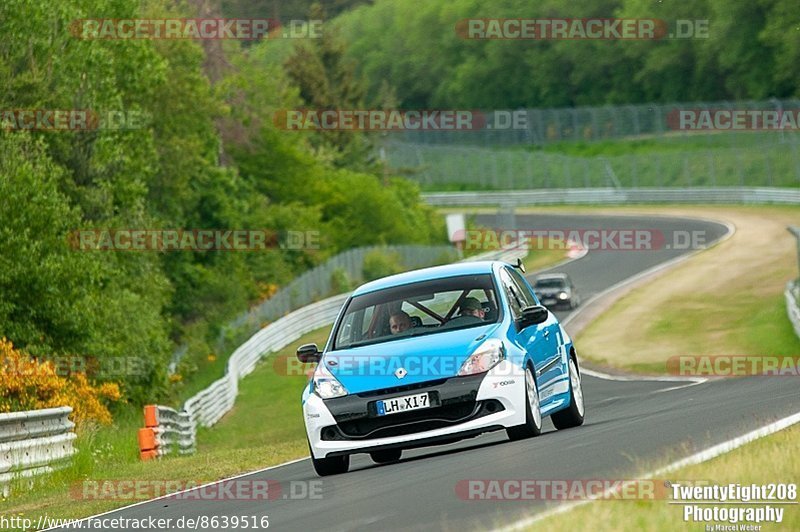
[352,261,500,296]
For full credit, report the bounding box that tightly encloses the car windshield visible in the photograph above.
[534,278,567,289]
[333,274,500,350]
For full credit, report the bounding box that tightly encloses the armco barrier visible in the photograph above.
[422,187,800,207]
[785,227,800,341]
[0,406,76,495]
[141,242,528,459]
[785,281,800,341]
[139,405,196,459]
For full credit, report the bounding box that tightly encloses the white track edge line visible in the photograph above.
[497,410,800,531]
[40,456,311,531]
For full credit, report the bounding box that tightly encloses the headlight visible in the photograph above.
[558,291,569,300]
[313,362,348,399]
[458,339,506,376]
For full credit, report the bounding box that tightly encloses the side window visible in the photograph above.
[509,269,536,307]
[499,269,525,318]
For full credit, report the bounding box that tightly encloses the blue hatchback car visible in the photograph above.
[298,260,585,476]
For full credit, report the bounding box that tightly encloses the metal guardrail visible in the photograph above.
[423,187,800,207]
[787,227,800,341]
[146,243,528,447]
[0,407,76,495]
[785,281,800,341]
[139,405,196,458]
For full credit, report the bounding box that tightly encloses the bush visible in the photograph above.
[362,250,404,282]
[0,339,121,427]
[330,268,352,294]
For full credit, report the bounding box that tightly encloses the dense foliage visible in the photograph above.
[338,0,800,108]
[0,0,443,405]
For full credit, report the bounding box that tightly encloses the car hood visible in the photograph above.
[322,323,502,394]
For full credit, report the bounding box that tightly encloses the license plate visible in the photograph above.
[542,298,556,305]
[376,392,430,416]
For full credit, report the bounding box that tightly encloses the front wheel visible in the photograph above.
[506,366,542,441]
[311,454,349,476]
[309,441,349,476]
[551,358,585,430]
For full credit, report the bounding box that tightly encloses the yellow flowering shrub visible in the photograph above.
[0,338,121,426]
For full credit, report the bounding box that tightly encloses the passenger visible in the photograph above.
[459,297,486,320]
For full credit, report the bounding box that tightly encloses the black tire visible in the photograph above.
[311,453,349,476]
[309,439,349,476]
[370,449,402,464]
[506,365,543,441]
[551,357,585,430]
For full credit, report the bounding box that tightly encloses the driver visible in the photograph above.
[389,311,413,335]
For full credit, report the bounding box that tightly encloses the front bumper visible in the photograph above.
[303,360,526,459]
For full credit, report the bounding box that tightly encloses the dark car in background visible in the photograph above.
[533,273,580,310]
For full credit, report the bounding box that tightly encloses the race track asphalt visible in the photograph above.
[54,212,800,531]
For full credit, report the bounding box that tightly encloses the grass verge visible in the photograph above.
[0,326,330,528]
[574,205,800,372]
[533,423,800,531]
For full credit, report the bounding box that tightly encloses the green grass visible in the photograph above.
[535,131,798,156]
[533,424,800,531]
[0,327,330,528]
[388,133,800,190]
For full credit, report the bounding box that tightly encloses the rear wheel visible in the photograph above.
[506,366,542,441]
[370,449,402,464]
[551,358,585,430]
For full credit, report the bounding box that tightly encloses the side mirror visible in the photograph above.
[518,305,548,329]
[296,343,321,363]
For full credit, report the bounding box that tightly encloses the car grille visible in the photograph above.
[322,399,504,440]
